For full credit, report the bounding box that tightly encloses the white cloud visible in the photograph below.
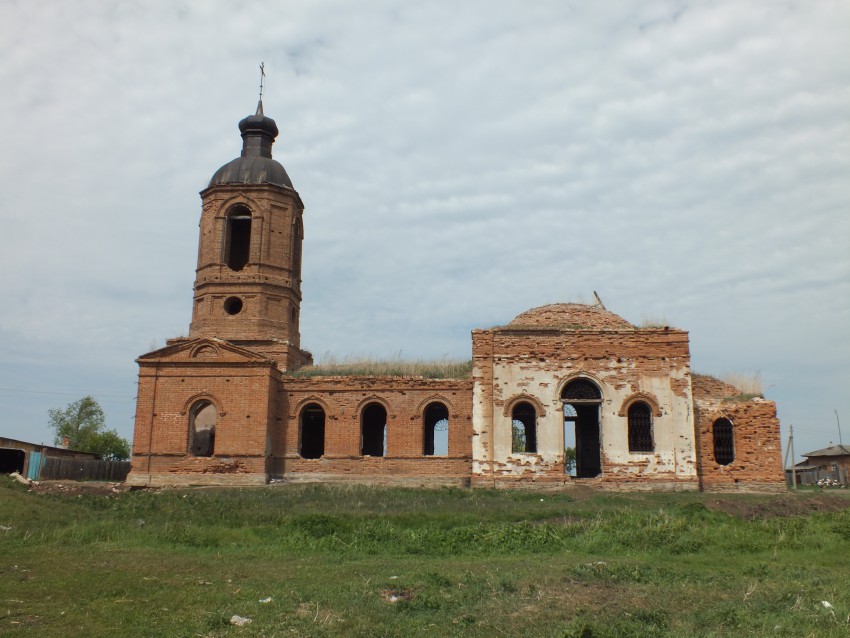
[0,0,847,457]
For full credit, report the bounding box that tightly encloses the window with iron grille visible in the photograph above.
[627,402,653,452]
[713,418,734,465]
[511,402,537,454]
[561,379,602,402]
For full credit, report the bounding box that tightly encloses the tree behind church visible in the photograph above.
[48,396,130,461]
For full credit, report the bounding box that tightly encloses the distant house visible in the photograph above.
[787,444,850,486]
[0,436,97,480]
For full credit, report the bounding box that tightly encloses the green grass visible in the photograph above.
[1,482,849,636]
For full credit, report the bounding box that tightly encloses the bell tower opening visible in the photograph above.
[224,206,252,271]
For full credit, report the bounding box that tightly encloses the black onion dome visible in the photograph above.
[208,101,293,189]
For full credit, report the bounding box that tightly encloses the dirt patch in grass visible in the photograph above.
[27,480,129,497]
[705,493,850,520]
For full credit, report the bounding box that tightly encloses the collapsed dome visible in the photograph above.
[508,303,634,330]
[208,102,294,189]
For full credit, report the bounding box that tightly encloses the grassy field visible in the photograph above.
[1,481,848,637]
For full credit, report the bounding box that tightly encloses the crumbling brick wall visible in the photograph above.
[692,375,785,492]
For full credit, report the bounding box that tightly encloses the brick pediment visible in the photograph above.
[136,338,273,365]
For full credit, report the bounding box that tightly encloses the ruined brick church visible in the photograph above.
[127,103,785,491]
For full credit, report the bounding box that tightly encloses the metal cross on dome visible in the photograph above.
[259,62,265,101]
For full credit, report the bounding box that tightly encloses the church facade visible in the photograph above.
[127,104,785,492]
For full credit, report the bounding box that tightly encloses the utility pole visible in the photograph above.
[783,425,797,490]
[835,409,844,449]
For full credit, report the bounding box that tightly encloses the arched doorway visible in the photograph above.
[561,379,602,478]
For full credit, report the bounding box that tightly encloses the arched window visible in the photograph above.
[361,403,387,457]
[627,402,653,452]
[423,402,449,456]
[511,402,537,454]
[713,418,734,465]
[299,404,325,459]
[190,401,217,456]
[292,217,303,281]
[224,206,252,271]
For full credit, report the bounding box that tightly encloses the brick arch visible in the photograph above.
[180,393,224,417]
[190,343,221,359]
[214,192,262,217]
[355,395,394,419]
[290,396,333,419]
[502,393,547,418]
[557,372,606,402]
[618,392,662,417]
[415,394,455,417]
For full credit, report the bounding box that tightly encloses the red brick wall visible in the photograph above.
[272,376,474,480]
[694,396,785,492]
[128,354,276,486]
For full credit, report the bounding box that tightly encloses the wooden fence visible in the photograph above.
[38,456,131,482]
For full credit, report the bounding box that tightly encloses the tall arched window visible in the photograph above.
[299,404,325,459]
[713,418,735,465]
[224,206,252,271]
[511,402,537,454]
[361,403,387,457]
[627,402,653,452]
[423,402,449,456]
[190,401,217,457]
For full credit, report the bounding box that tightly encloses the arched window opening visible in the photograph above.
[292,218,303,281]
[561,378,602,402]
[511,402,537,454]
[361,403,387,457]
[224,206,252,271]
[627,402,654,452]
[423,402,449,456]
[713,418,735,465]
[190,401,217,457]
[299,404,325,459]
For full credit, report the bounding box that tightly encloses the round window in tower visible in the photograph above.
[223,296,243,315]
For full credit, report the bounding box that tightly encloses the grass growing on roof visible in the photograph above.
[289,354,473,379]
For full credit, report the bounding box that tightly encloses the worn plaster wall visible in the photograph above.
[472,327,699,489]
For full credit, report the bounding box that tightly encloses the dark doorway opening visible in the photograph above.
[361,403,387,456]
[300,404,325,459]
[562,379,602,478]
[0,448,25,474]
[423,402,449,456]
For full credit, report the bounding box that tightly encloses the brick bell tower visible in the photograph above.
[188,101,311,371]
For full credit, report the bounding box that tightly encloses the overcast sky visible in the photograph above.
[0,0,847,462]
